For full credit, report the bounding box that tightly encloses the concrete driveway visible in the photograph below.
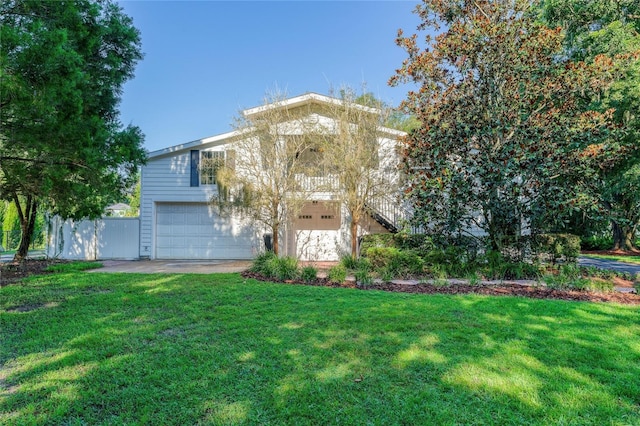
[578,256,640,276]
[92,259,251,274]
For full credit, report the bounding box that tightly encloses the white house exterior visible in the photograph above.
[139,93,407,261]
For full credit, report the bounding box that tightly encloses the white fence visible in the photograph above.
[47,217,139,260]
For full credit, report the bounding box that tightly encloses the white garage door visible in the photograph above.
[155,203,255,259]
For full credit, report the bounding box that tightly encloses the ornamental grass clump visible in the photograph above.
[300,265,318,283]
[272,256,299,281]
[250,251,278,276]
[327,264,347,284]
[250,252,298,281]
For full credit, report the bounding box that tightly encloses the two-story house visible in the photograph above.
[139,93,408,261]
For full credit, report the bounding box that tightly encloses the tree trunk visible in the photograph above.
[13,195,38,263]
[350,219,358,257]
[272,224,279,256]
[612,221,638,251]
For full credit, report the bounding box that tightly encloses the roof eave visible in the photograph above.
[147,129,245,159]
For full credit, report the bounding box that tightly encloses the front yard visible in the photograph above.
[1,270,639,425]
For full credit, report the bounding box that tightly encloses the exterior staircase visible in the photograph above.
[365,196,414,233]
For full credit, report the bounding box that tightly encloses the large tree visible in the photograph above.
[213,92,320,256]
[318,88,403,256]
[543,0,640,250]
[390,0,629,254]
[0,0,146,261]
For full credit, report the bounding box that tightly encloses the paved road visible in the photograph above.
[578,256,640,276]
[0,250,46,262]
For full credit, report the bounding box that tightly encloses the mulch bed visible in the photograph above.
[242,271,640,305]
[0,259,63,287]
[2,259,639,305]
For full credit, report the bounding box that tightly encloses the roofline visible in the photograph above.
[242,92,381,117]
[377,126,407,138]
[146,129,244,159]
[147,93,405,158]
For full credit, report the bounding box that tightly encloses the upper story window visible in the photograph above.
[199,151,226,185]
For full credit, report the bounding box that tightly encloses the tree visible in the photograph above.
[542,0,640,250]
[124,175,141,217]
[390,0,629,255]
[213,92,320,256]
[0,0,146,261]
[318,88,402,256]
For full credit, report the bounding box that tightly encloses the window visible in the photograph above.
[199,151,225,185]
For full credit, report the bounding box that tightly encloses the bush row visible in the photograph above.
[250,251,346,284]
[360,232,581,264]
[248,232,630,293]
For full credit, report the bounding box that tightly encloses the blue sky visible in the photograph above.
[117,1,422,152]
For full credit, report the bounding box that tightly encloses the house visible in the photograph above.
[139,93,408,261]
[105,203,131,217]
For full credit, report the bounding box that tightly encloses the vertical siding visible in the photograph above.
[97,219,140,259]
[47,217,139,260]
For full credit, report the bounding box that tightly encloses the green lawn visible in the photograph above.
[1,272,639,425]
[582,253,640,265]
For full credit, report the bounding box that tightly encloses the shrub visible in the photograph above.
[580,265,615,280]
[364,246,400,269]
[543,264,614,292]
[559,263,582,280]
[250,251,278,275]
[263,256,281,279]
[273,256,299,281]
[340,254,359,270]
[360,233,434,258]
[534,233,581,263]
[251,253,298,281]
[364,247,424,278]
[584,279,615,293]
[327,264,347,284]
[300,265,318,283]
[543,273,571,290]
[478,250,541,280]
[466,271,481,286]
[429,263,448,279]
[431,234,486,263]
[355,267,373,286]
[379,267,395,282]
[423,246,470,276]
[581,235,614,251]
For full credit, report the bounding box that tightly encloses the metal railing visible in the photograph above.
[365,196,416,233]
[292,173,417,234]
[294,174,340,192]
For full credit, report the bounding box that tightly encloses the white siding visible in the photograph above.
[139,96,407,261]
[47,217,139,260]
[140,152,219,258]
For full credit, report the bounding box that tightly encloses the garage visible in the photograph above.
[155,203,255,259]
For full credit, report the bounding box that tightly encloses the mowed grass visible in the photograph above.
[1,272,639,425]
[582,253,640,265]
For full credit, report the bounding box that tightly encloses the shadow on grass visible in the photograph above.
[1,273,639,424]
